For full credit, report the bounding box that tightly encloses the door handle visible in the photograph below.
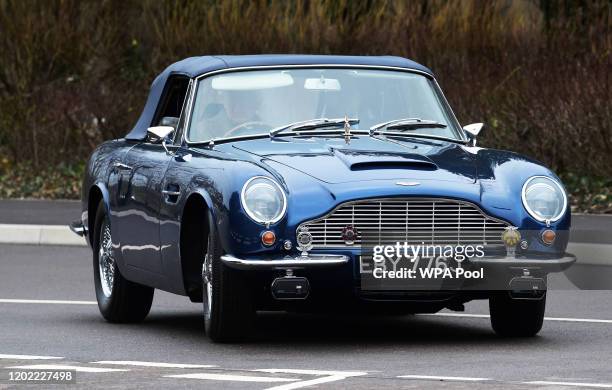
[162,184,181,204]
[113,162,132,171]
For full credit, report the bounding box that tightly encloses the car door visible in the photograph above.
[115,75,191,277]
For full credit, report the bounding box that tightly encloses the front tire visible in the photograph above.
[202,212,254,342]
[93,202,154,323]
[489,292,546,337]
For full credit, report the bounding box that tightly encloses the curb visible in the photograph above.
[0,224,87,246]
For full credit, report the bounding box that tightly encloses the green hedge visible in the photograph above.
[0,0,610,211]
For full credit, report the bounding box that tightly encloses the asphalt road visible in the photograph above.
[0,200,81,226]
[1,244,612,389]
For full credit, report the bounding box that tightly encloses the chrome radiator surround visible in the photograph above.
[297,198,511,249]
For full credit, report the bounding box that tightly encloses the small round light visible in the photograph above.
[262,231,276,246]
[541,229,556,245]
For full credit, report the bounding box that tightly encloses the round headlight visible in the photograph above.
[241,176,287,224]
[521,176,567,223]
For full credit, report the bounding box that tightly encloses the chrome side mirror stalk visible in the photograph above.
[463,123,483,146]
[146,126,176,156]
[161,139,174,157]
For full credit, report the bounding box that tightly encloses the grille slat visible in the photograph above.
[299,198,509,249]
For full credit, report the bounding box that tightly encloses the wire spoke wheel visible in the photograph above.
[98,221,115,298]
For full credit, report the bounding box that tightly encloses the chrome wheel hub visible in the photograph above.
[98,222,115,298]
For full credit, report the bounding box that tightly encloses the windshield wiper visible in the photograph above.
[369,118,447,135]
[270,117,359,137]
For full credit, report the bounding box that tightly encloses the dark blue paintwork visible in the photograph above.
[81,55,571,299]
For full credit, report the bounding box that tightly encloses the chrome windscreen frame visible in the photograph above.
[180,64,470,146]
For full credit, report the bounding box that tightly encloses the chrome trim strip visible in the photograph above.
[220,254,349,270]
[470,253,576,271]
[181,64,464,146]
[432,78,469,142]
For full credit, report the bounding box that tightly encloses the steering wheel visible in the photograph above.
[223,121,271,138]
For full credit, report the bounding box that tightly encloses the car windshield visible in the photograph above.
[187,68,462,142]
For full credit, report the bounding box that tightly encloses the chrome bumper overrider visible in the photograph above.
[69,221,87,237]
[220,254,349,270]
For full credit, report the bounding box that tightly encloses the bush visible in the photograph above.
[0,0,610,211]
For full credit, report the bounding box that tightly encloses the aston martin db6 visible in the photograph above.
[71,55,575,341]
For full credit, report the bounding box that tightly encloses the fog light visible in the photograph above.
[262,231,276,246]
[541,229,556,245]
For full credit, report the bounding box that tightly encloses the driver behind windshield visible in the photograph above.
[191,90,262,140]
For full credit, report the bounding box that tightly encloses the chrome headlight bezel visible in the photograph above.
[521,175,568,223]
[240,176,287,225]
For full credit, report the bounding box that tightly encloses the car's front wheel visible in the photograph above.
[202,212,254,342]
[93,202,154,323]
[489,292,545,337]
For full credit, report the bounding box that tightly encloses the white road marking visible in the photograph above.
[9,364,128,373]
[256,369,368,390]
[265,375,355,390]
[165,373,299,382]
[423,312,612,324]
[93,360,215,369]
[256,368,366,376]
[0,354,63,360]
[525,381,612,388]
[397,374,490,382]
[0,299,96,305]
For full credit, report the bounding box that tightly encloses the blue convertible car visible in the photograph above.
[72,55,575,341]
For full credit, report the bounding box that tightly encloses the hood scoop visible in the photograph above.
[333,148,438,171]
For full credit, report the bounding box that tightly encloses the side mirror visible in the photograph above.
[463,123,483,146]
[146,126,175,155]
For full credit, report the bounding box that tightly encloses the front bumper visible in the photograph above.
[470,253,576,272]
[221,254,349,270]
[221,252,575,273]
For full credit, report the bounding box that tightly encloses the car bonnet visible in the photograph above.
[230,135,477,184]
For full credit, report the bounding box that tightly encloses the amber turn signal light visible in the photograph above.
[262,231,276,246]
[541,229,556,245]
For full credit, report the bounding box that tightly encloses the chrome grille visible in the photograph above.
[299,198,509,248]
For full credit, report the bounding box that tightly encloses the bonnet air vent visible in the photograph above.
[350,160,437,171]
[331,148,438,171]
